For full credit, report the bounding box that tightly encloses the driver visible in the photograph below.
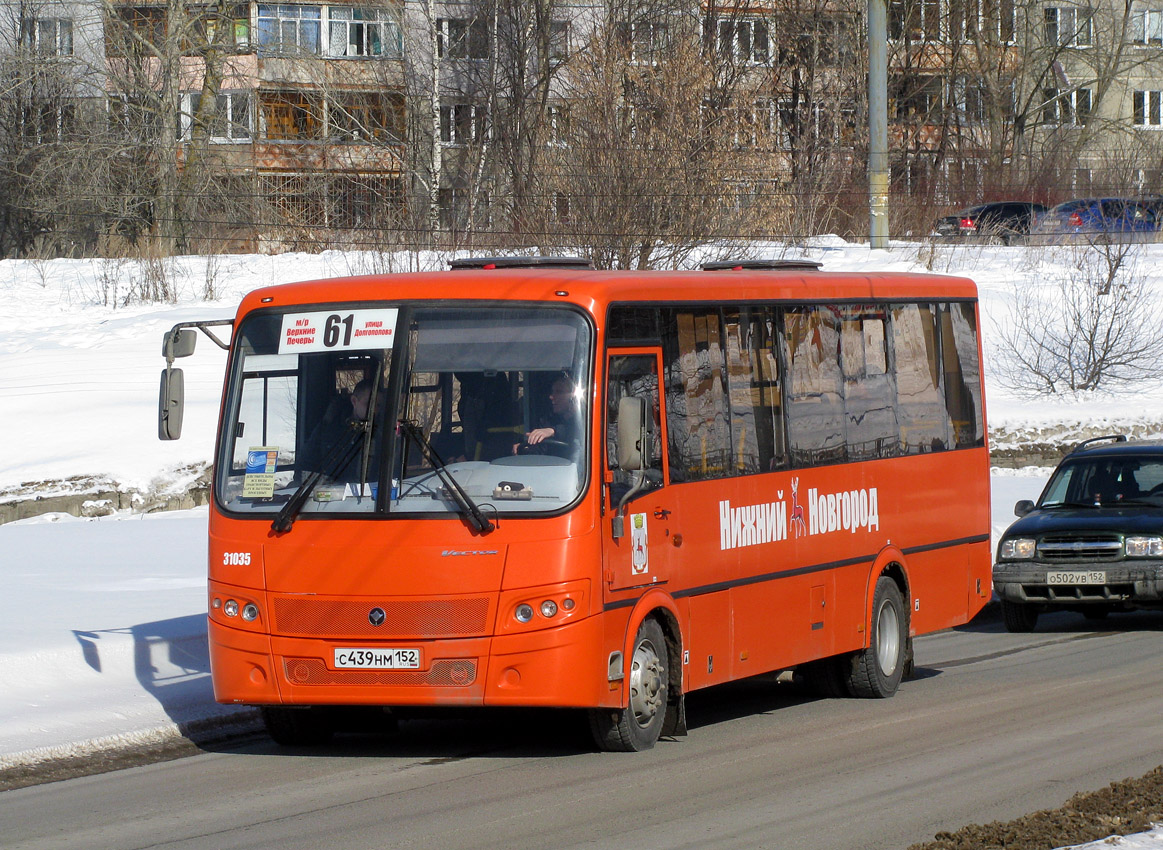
[521,374,582,455]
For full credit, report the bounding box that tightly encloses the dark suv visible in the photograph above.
[993,436,1163,632]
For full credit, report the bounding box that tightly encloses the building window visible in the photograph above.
[440,103,486,144]
[108,94,164,141]
[181,91,252,141]
[328,7,401,58]
[1044,7,1092,46]
[546,103,570,144]
[106,7,166,57]
[888,0,940,41]
[949,0,1015,41]
[1042,87,1091,124]
[20,100,75,141]
[438,186,490,230]
[260,90,324,139]
[1135,90,1163,126]
[951,77,990,122]
[437,17,489,59]
[330,92,403,141]
[892,75,944,119]
[1131,7,1163,44]
[732,99,777,148]
[554,191,570,223]
[717,19,769,63]
[19,18,73,55]
[257,5,322,55]
[181,5,250,54]
[613,21,669,61]
[549,20,569,60]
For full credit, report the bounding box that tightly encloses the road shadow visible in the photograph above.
[954,601,1163,635]
[72,615,255,740]
[214,673,833,761]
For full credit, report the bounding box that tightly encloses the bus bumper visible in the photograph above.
[208,614,611,709]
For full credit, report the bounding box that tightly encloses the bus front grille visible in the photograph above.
[272,596,491,638]
[283,658,478,687]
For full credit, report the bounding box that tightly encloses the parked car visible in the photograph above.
[933,201,1048,244]
[993,435,1163,632]
[1028,197,1159,243]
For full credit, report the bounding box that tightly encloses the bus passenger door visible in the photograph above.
[604,350,674,591]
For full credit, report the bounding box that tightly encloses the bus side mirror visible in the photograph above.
[158,367,185,440]
[615,396,647,471]
[162,328,197,360]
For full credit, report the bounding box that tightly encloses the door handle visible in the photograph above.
[654,508,671,519]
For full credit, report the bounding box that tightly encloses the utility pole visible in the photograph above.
[868,0,889,248]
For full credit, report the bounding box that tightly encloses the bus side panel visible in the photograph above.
[728,569,836,683]
[685,591,733,690]
[654,448,990,682]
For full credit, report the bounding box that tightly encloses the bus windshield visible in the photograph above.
[216,304,592,519]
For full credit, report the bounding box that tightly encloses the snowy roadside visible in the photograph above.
[0,507,256,771]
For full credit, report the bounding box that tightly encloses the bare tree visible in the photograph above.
[993,246,1163,394]
[549,10,750,268]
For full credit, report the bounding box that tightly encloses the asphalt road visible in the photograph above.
[4,608,1163,850]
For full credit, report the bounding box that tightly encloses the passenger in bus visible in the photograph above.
[521,373,582,458]
[301,377,377,481]
[458,372,523,461]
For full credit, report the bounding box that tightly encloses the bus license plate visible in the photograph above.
[334,648,420,669]
[1046,570,1106,585]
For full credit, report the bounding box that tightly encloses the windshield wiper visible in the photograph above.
[272,422,367,533]
[1041,500,1103,509]
[397,421,495,535]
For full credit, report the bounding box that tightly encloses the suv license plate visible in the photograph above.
[1047,570,1106,585]
[334,648,421,669]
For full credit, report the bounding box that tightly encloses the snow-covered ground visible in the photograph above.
[1,239,1162,847]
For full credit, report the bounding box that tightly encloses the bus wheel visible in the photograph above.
[800,655,852,697]
[1001,599,1039,632]
[589,619,668,752]
[261,706,334,746]
[848,577,907,698]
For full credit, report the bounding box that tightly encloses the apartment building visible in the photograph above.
[4,0,1163,253]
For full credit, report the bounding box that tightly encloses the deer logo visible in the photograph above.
[790,477,808,538]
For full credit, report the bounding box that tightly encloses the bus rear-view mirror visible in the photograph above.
[158,367,185,440]
[162,328,197,361]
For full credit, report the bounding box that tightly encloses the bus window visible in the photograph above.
[783,306,845,467]
[724,308,785,473]
[891,303,951,453]
[840,305,898,461]
[606,352,663,502]
[940,302,985,449]
[392,306,590,515]
[663,309,730,482]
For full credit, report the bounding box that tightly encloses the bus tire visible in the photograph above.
[800,655,852,698]
[848,577,907,699]
[589,618,668,752]
[261,706,334,746]
[1001,599,1039,632]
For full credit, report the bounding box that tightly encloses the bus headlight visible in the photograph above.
[242,603,260,621]
[223,599,239,617]
[499,580,590,634]
[999,538,1036,560]
[1126,536,1163,557]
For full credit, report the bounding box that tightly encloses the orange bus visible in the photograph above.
[159,256,991,751]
